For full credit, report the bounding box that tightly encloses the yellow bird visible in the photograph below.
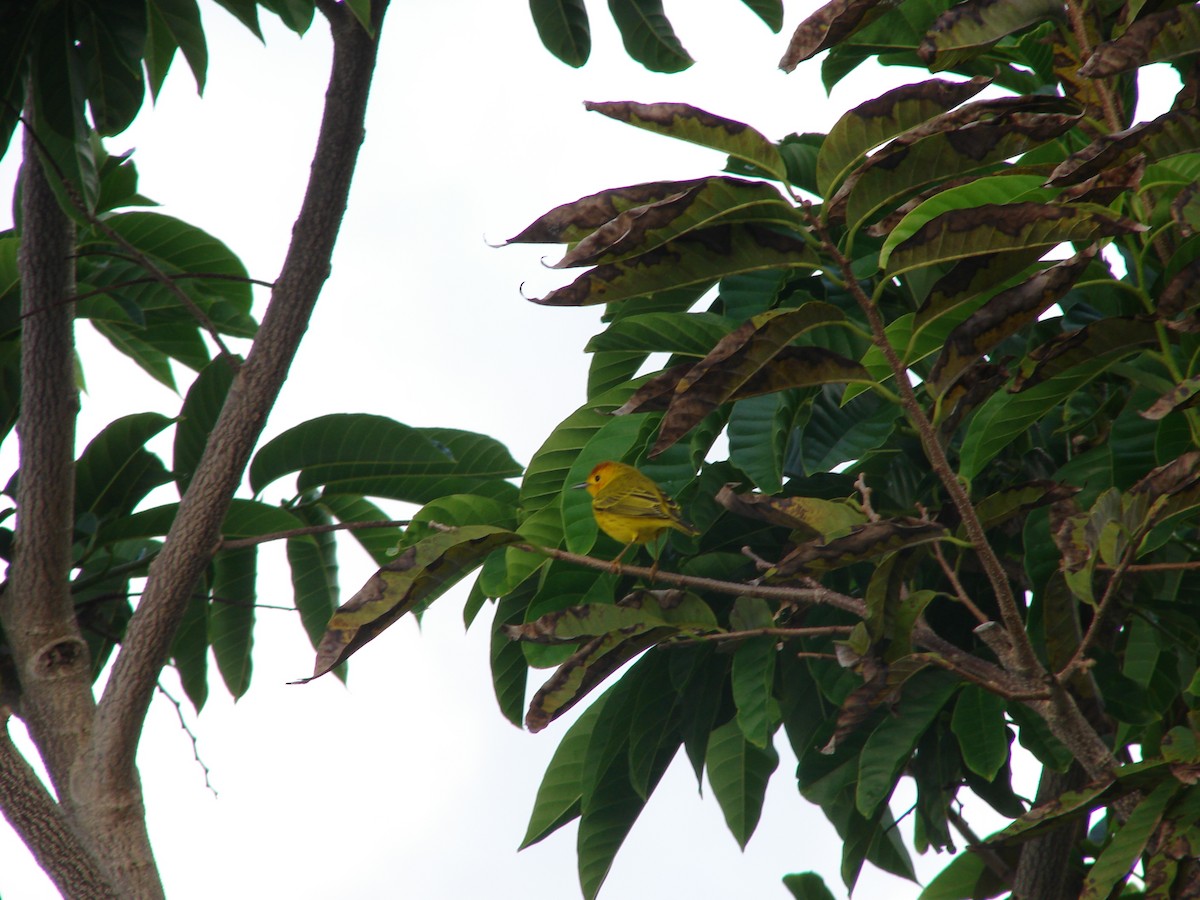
[575,460,698,574]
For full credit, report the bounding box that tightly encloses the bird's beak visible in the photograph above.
[572,481,588,490]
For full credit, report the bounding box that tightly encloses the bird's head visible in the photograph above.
[574,460,622,497]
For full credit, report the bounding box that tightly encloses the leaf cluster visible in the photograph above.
[312,1,1200,897]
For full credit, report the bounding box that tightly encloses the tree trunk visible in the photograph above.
[1012,765,1087,900]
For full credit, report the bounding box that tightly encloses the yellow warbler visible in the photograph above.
[575,460,698,571]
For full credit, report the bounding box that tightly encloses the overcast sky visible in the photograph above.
[0,1,1140,896]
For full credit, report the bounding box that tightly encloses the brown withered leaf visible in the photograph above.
[715,485,867,539]
[650,304,847,455]
[506,179,709,244]
[1013,316,1159,392]
[1129,451,1200,499]
[553,178,792,268]
[614,346,868,418]
[525,629,670,733]
[819,657,932,755]
[917,246,1049,327]
[1080,4,1200,77]
[504,589,719,644]
[530,223,817,307]
[1170,182,1200,236]
[817,75,992,197]
[1048,496,1088,572]
[1140,375,1200,421]
[1057,155,1146,205]
[734,345,871,396]
[298,526,521,682]
[584,101,786,181]
[613,363,693,415]
[1049,109,1200,185]
[969,481,1081,535]
[779,0,894,72]
[521,590,720,732]
[774,518,947,577]
[918,0,1064,69]
[886,202,1142,279]
[829,98,1079,225]
[1160,258,1200,317]
[927,248,1097,397]
[935,361,1009,439]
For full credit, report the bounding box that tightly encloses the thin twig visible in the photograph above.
[154,683,216,797]
[676,624,854,644]
[948,805,1015,887]
[931,538,990,626]
[855,472,879,522]
[515,541,1043,699]
[17,115,240,360]
[804,202,1041,678]
[1059,541,1138,679]
[219,518,409,549]
[1098,559,1200,572]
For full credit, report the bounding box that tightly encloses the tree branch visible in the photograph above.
[91,0,390,795]
[1,122,97,798]
[523,543,1043,698]
[807,204,1042,677]
[0,717,117,899]
[219,518,408,549]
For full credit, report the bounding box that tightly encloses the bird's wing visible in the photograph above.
[593,486,676,521]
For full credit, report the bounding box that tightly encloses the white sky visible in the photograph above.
[0,1,1099,897]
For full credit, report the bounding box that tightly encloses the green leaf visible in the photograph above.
[174,356,237,493]
[529,0,590,67]
[145,0,207,98]
[783,872,838,900]
[797,385,899,476]
[730,597,776,748]
[856,672,959,817]
[520,690,609,848]
[706,717,779,849]
[576,656,675,900]
[210,545,256,699]
[1081,780,1179,899]
[728,392,791,493]
[959,358,1112,480]
[492,582,533,727]
[169,575,210,712]
[75,412,172,522]
[603,3,692,72]
[739,0,783,32]
[950,686,1008,781]
[73,0,148,135]
[286,504,339,652]
[249,414,521,503]
[586,311,735,356]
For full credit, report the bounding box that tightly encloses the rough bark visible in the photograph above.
[0,719,117,899]
[1012,766,1088,900]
